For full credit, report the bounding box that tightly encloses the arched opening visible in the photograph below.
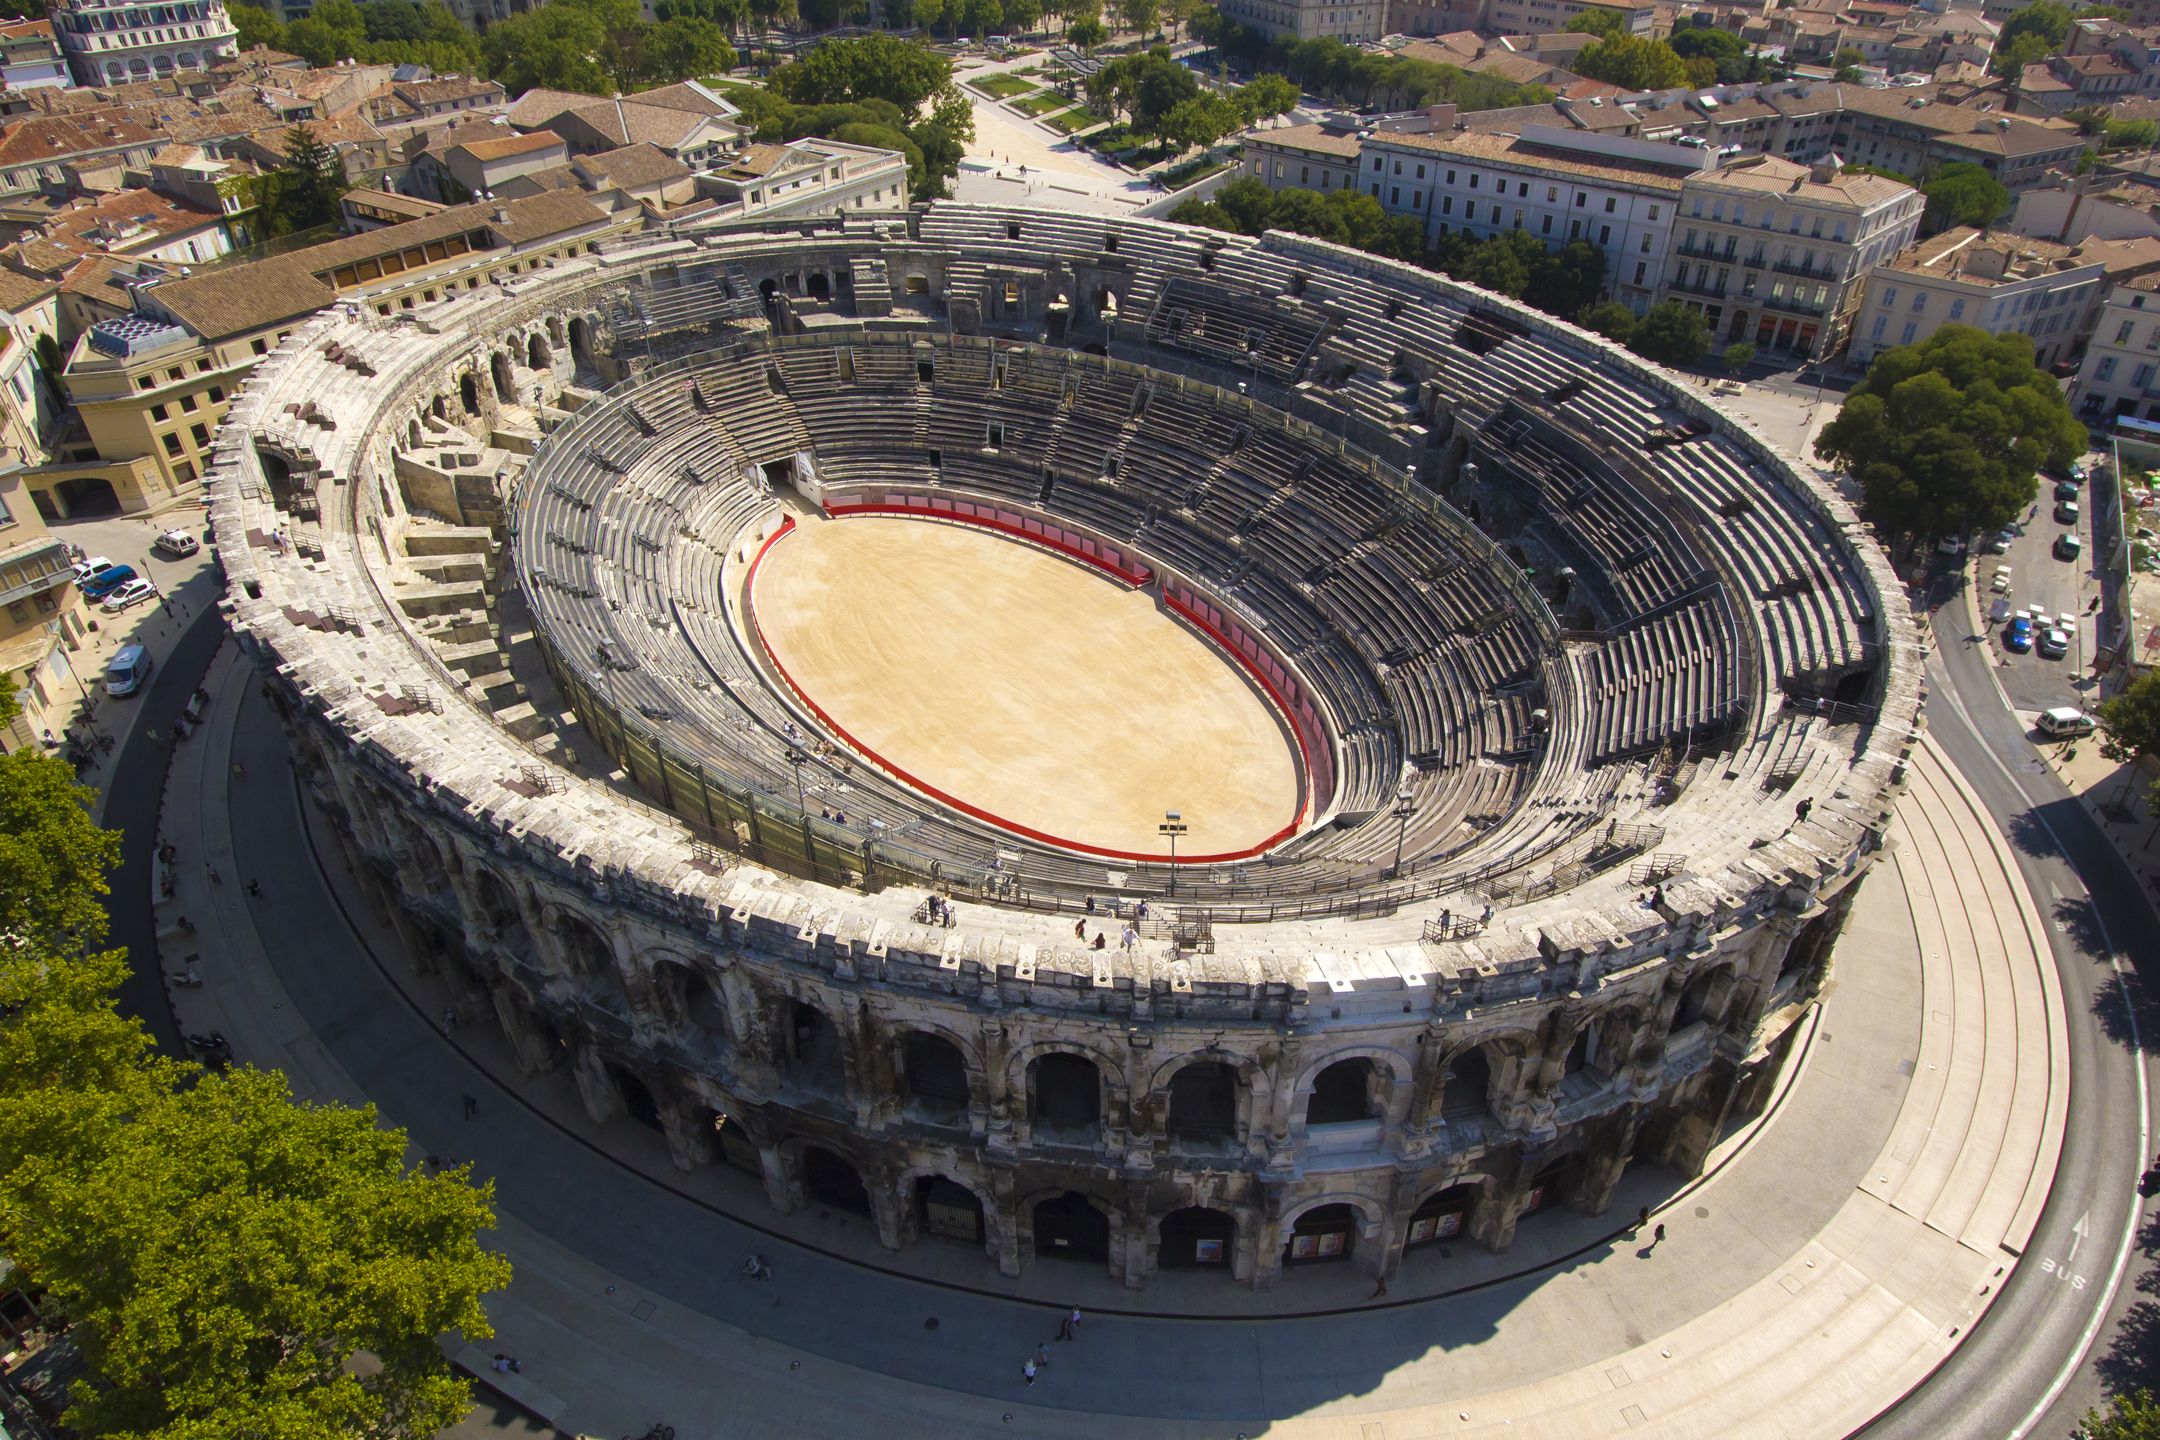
[806,272,831,302]
[759,278,779,305]
[568,315,593,366]
[491,351,515,403]
[50,475,120,517]
[1033,1191,1110,1262]
[801,1146,871,1215]
[915,1175,983,1244]
[1284,1203,1358,1264]
[1406,1184,1478,1249]
[1441,1047,1494,1122]
[547,315,566,348]
[901,1032,969,1122]
[608,1063,663,1131]
[431,393,448,421]
[1520,1157,1579,1220]
[1166,1061,1238,1146]
[1306,1058,1382,1126]
[1674,969,1721,1029]
[527,332,551,371]
[714,1113,762,1174]
[459,372,480,415]
[1158,1207,1236,1270]
[553,913,613,980]
[781,1000,845,1094]
[655,959,726,1035]
[1028,1053,1101,1143]
[471,869,524,936]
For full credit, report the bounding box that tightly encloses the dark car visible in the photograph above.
[2055,480,2080,502]
[2056,500,2081,525]
[82,563,137,599]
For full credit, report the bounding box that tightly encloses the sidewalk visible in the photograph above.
[156,665,2067,1439]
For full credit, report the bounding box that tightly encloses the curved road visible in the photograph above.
[1855,578,2159,1440]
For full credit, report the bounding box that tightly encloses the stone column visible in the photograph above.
[982,1021,1014,1152]
[569,1042,625,1126]
[491,987,558,1076]
[1260,1036,1300,1170]
[659,1092,715,1174]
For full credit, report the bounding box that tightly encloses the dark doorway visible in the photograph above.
[1307,1058,1380,1125]
[1167,1062,1237,1142]
[802,1146,872,1215]
[1441,1048,1493,1121]
[1034,1190,1110,1261]
[1406,1184,1477,1248]
[460,372,480,414]
[806,272,831,302]
[916,1176,983,1244]
[609,1064,662,1132]
[1158,1207,1236,1270]
[903,1032,969,1121]
[1284,1203,1357,1264]
[784,1000,844,1093]
[1030,1053,1101,1140]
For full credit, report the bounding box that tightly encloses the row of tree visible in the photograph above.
[732,32,975,197]
[1078,51,1296,156]
[0,685,511,1439]
[1191,19,1555,114]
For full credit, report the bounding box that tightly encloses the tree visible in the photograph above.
[1566,6,1626,39]
[1722,339,1756,375]
[231,1,286,50]
[1998,0,2074,53]
[1003,0,1041,33]
[1525,238,1606,319]
[2107,118,2160,150]
[1159,92,1244,156]
[1629,301,1710,366]
[2098,674,2160,808]
[1813,324,2085,541]
[641,14,736,81]
[1573,33,1689,90]
[1236,72,1299,123]
[1111,0,1157,37]
[1921,161,2012,233]
[1667,25,1774,83]
[283,0,366,64]
[1067,10,1106,47]
[1577,299,1636,344]
[480,0,622,94]
[2081,1389,2160,1440]
[0,737,121,959]
[262,124,350,237]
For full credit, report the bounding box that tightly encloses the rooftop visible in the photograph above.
[1374,126,1702,192]
[1689,153,1916,206]
[1243,123,1363,158]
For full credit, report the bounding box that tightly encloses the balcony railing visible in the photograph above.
[1672,241,1737,262]
[1771,258,1845,281]
[1665,276,1728,299]
[1758,291,1829,318]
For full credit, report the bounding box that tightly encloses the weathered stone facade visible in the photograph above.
[214,204,1922,1290]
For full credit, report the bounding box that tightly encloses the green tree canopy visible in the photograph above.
[1067,11,1106,47]
[1236,72,1299,122]
[1577,298,1637,344]
[0,733,120,957]
[1921,161,2012,233]
[1195,21,1549,112]
[1159,92,1244,155]
[480,0,633,94]
[1813,324,2084,540]
[1629,300,1710,366]
[231,1,286,50]
[641,14,737,82]
[260,124,350,238]
[2081,1389,2160,1439]
[1573,33,1690,90]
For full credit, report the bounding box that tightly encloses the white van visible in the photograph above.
[2037,707,2096,738]
[105,643,152,697]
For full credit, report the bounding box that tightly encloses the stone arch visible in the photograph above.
[1403,1177,1490,1250]
[1152,1205,1240,1272]
[1296,1044,1413,1128]
[647,950,728,1036]
[568,314,594,365]
[1015,1180,1129,1276]
[894,1027,974,1122]
[459,371,480,415]
[1279,1193,1385,1266]
[1030,1188,1114,1263]
[1674,963,1730,1029]
[467,864,532,948]
[1159,1055,1249,1149]
[1026,1050,1104,1142]
[527,330,551,372]
[544,904,617,982]
[1438,1042,1502,1123]
[775,994,846,1095]
[405,415,421,449]
[789,1140,873,1216]
[806,271,832,302]
[431,393,448,421]
[490,350,515,403]
[897,1164,993,1249]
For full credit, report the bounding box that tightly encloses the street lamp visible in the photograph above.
[786,747,809,813]
[1159,809,1187,897]
[1389,782,1417,879]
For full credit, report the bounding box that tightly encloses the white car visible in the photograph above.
[99,578,157,613]
[72,555,115,585]
[152,528,199,558]
[2037,627,2069,659]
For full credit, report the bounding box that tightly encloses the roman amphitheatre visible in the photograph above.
[203,203,2098,1440]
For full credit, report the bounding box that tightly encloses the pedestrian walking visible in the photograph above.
[1060,1306,1081,1340]
[461,1093,478,1120]
[1650,1223,1666,1251]
[1634,1206,1650,1234]
[1035,1341,1051,1369]
[1370,1276,1388,1298]
[1121,924,1138,951]
[245,878,262,899]
[1074,918,1087,940]
[442,1007,459,1036]
[206,865,222,885]
[1022,1358,1037,1386]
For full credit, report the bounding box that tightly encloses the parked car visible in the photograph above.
[2056,499,2081,525]
[152,528,198,558]
[82,564,137,600]
[1984,529,2015,554]
[2037,707,2097,738]
[2069,460,2089,482]
[99,578,157,613]
[2005,614,2035,652]
[2038,627,2069,659]
[2055,480,2080,502]
[1937,533,1967,555]
[71,555,116,585]
[2056,532,2084,561]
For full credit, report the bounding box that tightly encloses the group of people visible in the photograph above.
[1071,918,1142,952]
[1021,1307,1085,1386]
[924,893,957,928]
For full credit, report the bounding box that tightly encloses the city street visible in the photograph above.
[1972,463,2106,720]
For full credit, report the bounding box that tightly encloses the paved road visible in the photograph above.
[1978,467,2104,717]
[1855,576,2160,1440]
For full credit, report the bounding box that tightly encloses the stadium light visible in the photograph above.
[1389,783,1417,880]
[1159,809,1187,896]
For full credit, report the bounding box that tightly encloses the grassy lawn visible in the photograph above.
[1014,91,1068,116]
[1161,158,1228,190]
[1080,122,1134,151]
[972,73,1038,99]
[1044,107,1098,134]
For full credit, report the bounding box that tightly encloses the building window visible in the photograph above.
[1604,196,1616,213]
[1599,225,1610,245]
[1635,261,1646,285]
[180,393,198,412]
[2118,320,2136,344]
[1871,315,1888,340]
[1910,292,1927,313]
[1949,299,1965,321]
[251,338,268,355]
[1542,215,1553,234]
[162,432,182,457]
[1882,288,1899,310]
[1390,187,1399,205]
[190,422,209,447]
[149,403,167,421]
[2099,357,2119,380]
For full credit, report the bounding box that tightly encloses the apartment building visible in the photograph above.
[30,190,628,518]
[1240,124,1365,194]
[0,20,73,91]
[1218,0,1389,40]
[1482,0,1656,37]
[1365,124,1710,312]
[47,0,238,87]
[2065,263,2160,421]
[1656,154,1922,357]
[0,462,88,753]
[1848,227,2160,369]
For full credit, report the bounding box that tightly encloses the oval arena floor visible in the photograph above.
[747,514,1303,861]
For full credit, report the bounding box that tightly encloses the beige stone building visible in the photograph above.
[0,463,88,752]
